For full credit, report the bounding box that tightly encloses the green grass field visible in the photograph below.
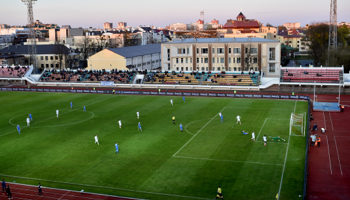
[0,92,307,200]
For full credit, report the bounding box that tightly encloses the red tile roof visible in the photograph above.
[240,30,258,33]
[223,20,260,29]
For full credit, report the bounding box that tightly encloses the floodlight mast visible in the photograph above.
[328,0,337,65]
[21,0,38,72]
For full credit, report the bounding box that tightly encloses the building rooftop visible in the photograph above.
[167,38,279,44]
[108,44,161,58]
[0,44,70,55]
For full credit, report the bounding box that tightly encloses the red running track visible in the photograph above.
[307,95,350,200]
[0,182,137,200]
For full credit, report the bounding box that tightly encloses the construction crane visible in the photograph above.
[328,0,337,65]
[21,0,38,72]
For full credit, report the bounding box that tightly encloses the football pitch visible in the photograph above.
[0,92,308,200]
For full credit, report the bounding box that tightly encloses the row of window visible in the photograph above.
[40,56,59,61]
[135,60,160,67]
[173,47,260,55]
[41,64,60,68]
[175,57,258,64]
[170,66,260,72]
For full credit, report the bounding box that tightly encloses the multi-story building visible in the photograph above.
[161,38,281,77]
[103,22,113,30]
[117,22,127,30]
[218,12,260,34]
[283,22,301,30]
[0,44,70,69]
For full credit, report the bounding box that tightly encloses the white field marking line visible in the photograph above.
[255,140,287,145]
[173,155,283,166]
[2,175,209,200]
[172,107,226,157]
[3,111,95,137]
[184,120,204,136]
[333,136,343,176]
[323,112,327,130]
[256,118,268,142]
[325,135,333,175]
[9,182,144,200]
[277,100,297,200]
[13,191,60,200]
[58,190,73,200]
[329,112,334,132]
[3,96,106,136]
[14,187,90,200]
[277,126,291,200]
[8,95,106,127]
[34,111,95,128]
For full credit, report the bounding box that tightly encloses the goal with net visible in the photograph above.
[289,113,305,136]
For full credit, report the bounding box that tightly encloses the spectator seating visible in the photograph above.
[203,73,256,86]
[40,69,135,84]
[281,68,342,83]
[0,66,29,78]
[144,72,200,85]
[143,71,259,86]
[39,69,260,86]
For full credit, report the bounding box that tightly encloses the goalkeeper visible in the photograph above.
[270,136,286,142]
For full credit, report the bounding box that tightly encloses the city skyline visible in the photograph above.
[0,0,349,28]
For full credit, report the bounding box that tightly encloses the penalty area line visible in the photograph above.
[173,155,283,166]
[256,118,268,142]
[172,107,226,157]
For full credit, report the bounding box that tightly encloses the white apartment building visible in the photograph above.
[161,38,281,77]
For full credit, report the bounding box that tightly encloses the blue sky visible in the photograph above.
[0,0,349,28]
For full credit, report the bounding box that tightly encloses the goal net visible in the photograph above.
[289,113,305,136]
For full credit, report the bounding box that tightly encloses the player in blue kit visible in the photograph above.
[16,124,21,134]
[138,122,142,132]
[115,143,119,153]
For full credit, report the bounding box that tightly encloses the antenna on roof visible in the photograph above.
[200,10,205,23]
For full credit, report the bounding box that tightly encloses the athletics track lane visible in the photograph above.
[0,182,137,200]
[307,95,350,200]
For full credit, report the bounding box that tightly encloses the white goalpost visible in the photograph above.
[289,113,305,136]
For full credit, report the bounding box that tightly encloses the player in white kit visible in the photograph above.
[263,135,267,146]
[136,112,140,119]
[251,132,255,141]
[26,117,30,127]
[94,135,99,145]
[236,115,241,125]
[170,99,173,106]
[56,109,59,119]
[118,120,122,128]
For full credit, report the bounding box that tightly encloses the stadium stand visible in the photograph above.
[144,72,200,85]
[0,66,29,78]
[40,69,135,84]
[202,73,259,86]
[143,71,259,86]
[280,67,343,83]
